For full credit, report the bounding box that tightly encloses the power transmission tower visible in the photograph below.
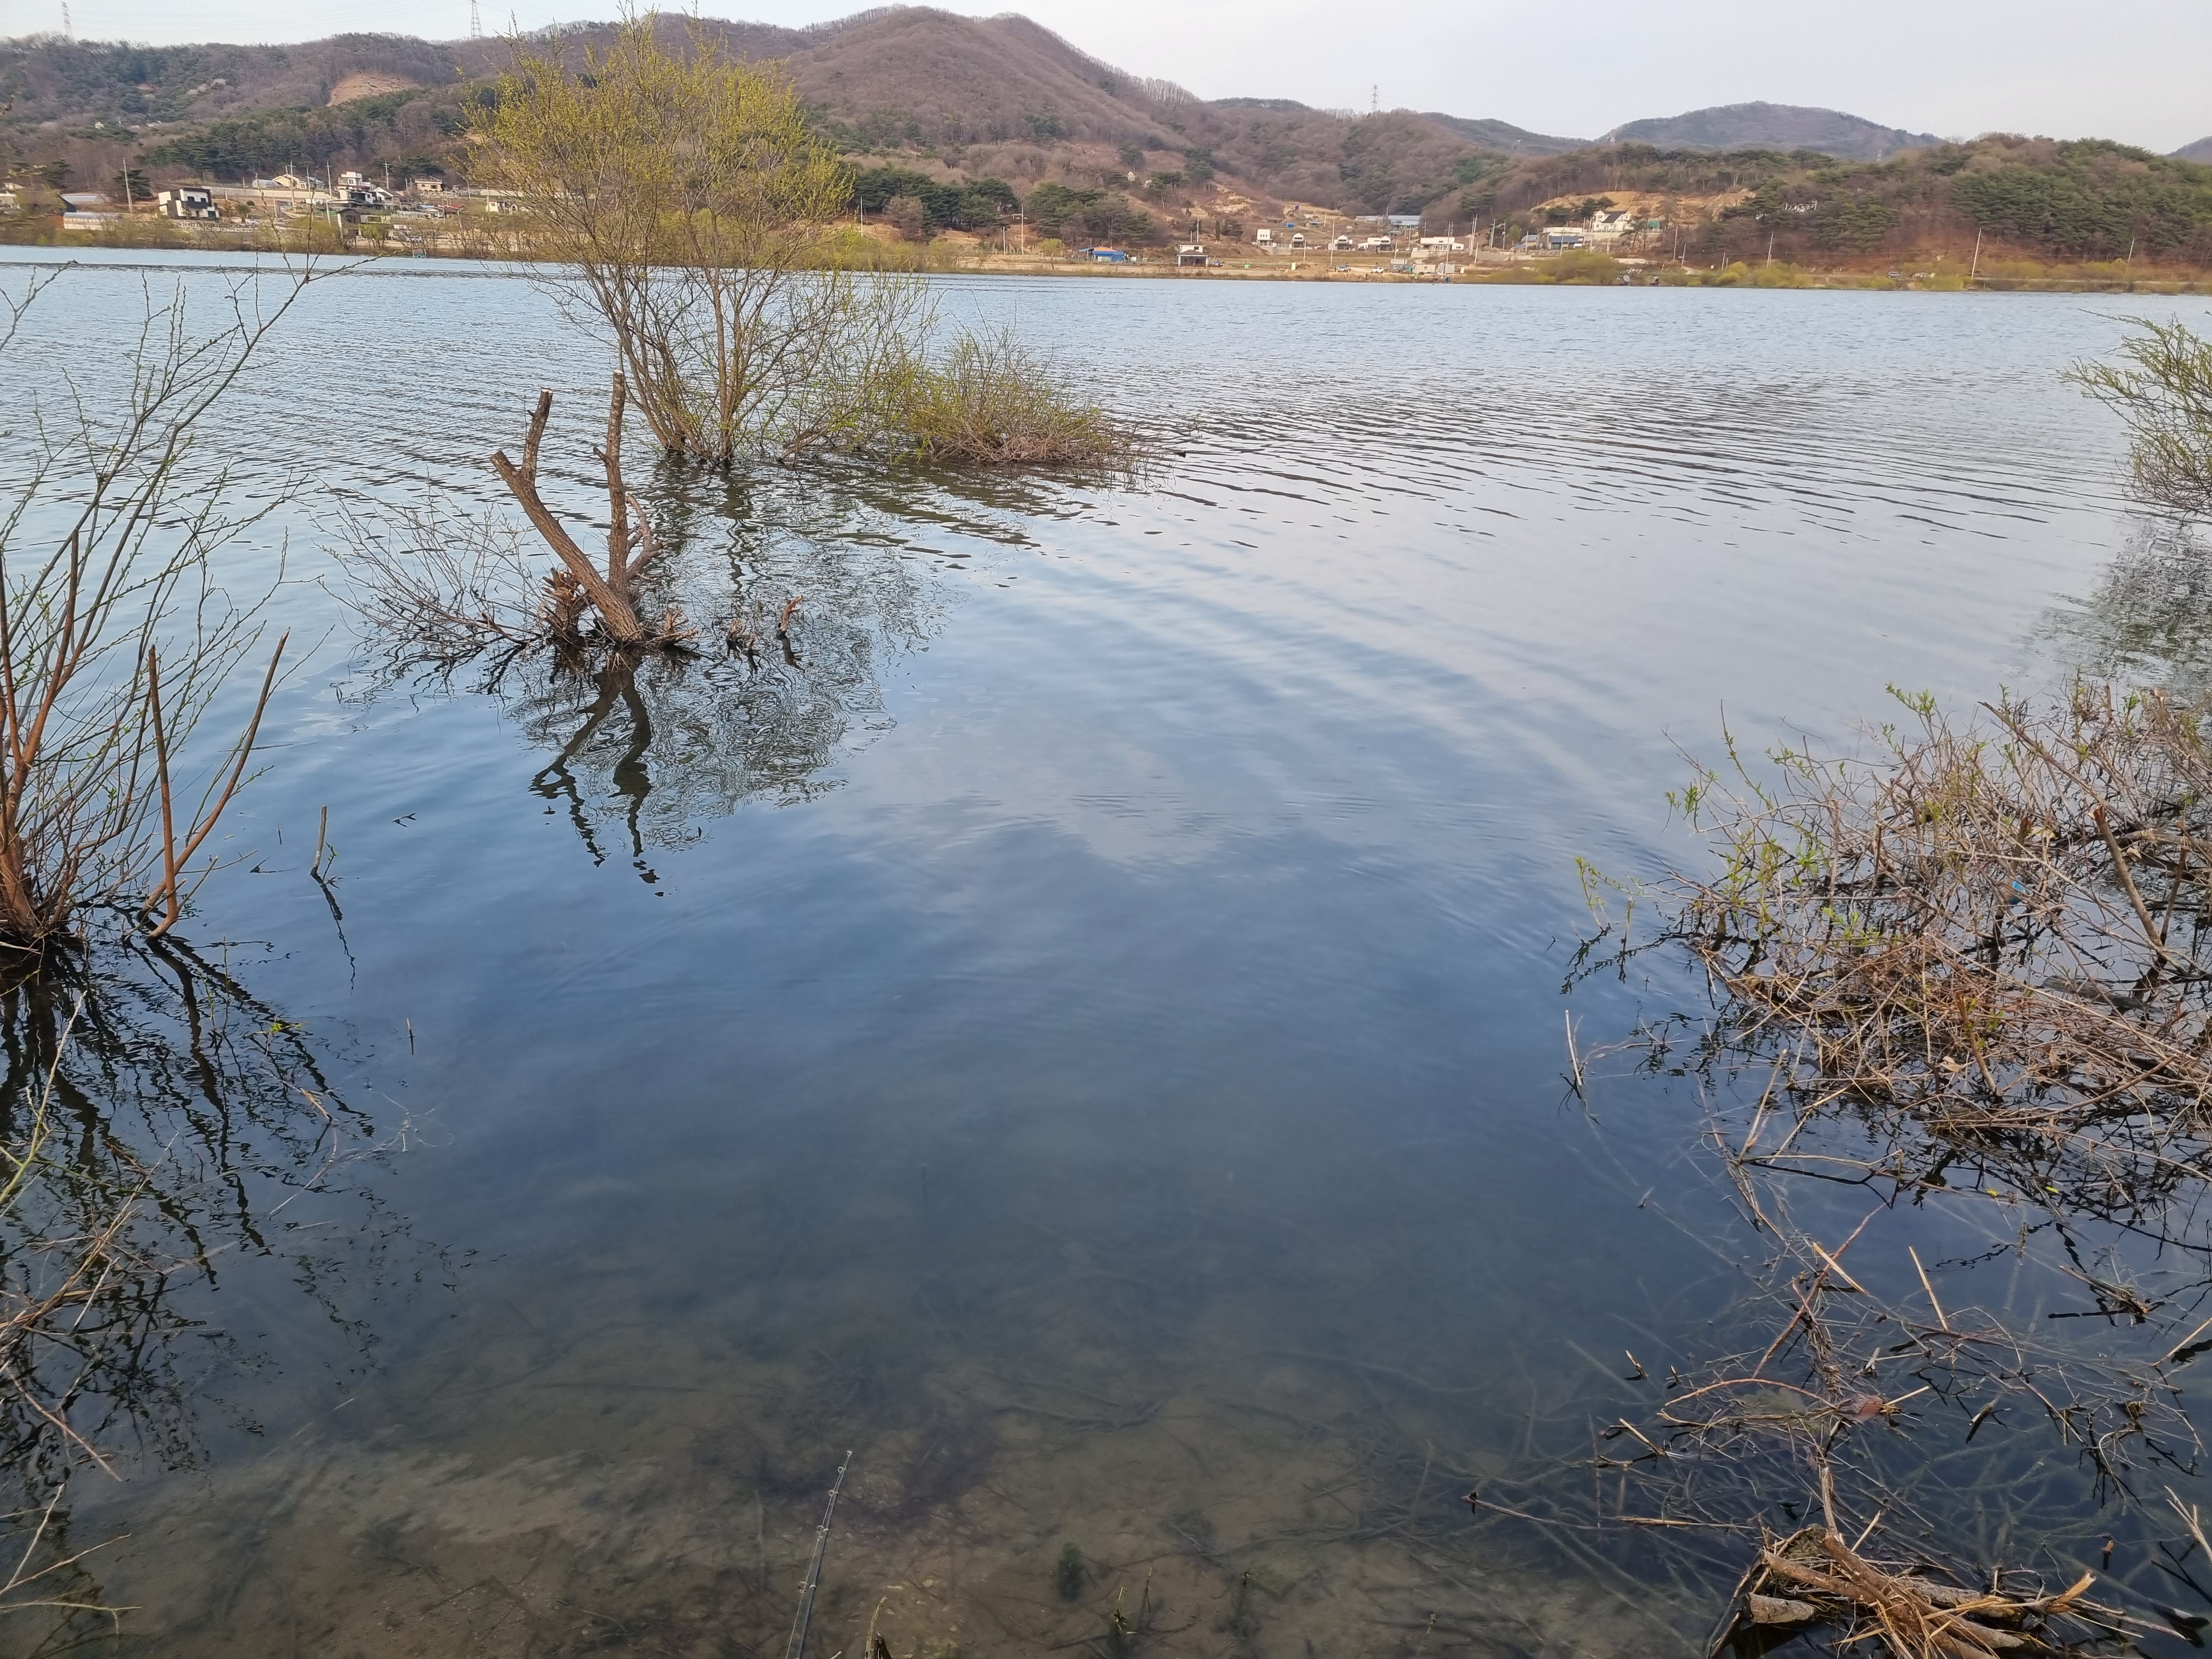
[470,0,482,36]
[60,2,71,38]
[1369,84,1378,115]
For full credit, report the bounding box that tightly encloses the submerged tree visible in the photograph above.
[2068,315,2212,520]
[465,15,1132,470]
[468,16,900,465]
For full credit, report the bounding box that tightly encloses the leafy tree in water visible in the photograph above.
[2069,319,2212,518]
[467,17,872,464]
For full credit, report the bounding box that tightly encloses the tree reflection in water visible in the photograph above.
[351,455,1085,877]
[0,932,454,1649]
[2045,518,2212,697]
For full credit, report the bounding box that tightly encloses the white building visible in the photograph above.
[156,186,218,221]
[1586,207,1637,247]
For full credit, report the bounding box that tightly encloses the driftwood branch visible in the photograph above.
[491,380,690,648]
[598,372,631,592]
[490,445,646,642]
[520,389,552,486]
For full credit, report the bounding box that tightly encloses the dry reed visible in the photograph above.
[1635,680,2212,1220]
[1548,680,2212,1654]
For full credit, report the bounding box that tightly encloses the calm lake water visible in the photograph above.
[2,250,2207,1657]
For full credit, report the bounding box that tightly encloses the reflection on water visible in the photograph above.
[342,458,1039,875]
[0,934,453,1651]
[2044,518,2212,697]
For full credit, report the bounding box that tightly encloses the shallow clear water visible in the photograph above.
[1,250,2205,1657]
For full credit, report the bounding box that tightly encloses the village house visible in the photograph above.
[58,192,120,229]
[1586,207,1637,247]
[156,186,218,221]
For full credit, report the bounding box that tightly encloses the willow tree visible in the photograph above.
[469,16,924,464]
[2067,317,2212,520]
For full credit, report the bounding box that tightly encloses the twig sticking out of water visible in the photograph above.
[337,378,694,668]
[786,1449,851,1659]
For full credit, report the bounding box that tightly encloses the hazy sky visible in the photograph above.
[11,0,2211,153]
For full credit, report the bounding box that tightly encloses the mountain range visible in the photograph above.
[1,7,2207,223]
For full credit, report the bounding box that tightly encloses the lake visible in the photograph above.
[1,249,2203,1657]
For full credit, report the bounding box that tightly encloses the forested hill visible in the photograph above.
[1607,101,1940,161]
[1468,136,2212,267]
[2177,137,2212,164]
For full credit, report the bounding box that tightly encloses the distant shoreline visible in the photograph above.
[5,225,2207,295]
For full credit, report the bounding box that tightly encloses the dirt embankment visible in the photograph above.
[329,72,420,105]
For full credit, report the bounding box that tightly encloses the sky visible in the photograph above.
[9,0,2211,153]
